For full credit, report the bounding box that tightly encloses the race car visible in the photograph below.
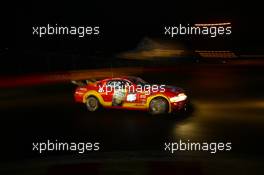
[73,76,188,115]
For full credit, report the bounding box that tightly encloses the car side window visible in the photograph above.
[123,80,132,87]
[107,80,122,90]
[119,81,127,89]
[107,80,133,90]
[107,80,115,87]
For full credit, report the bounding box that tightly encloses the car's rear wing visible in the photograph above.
[71,79,97,86]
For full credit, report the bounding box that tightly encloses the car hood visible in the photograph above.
[147,84,183,94]
[163,85,183,93]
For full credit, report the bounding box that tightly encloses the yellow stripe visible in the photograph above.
[83,90,111,106]
[123,103,147,109]
[83,91,171,112]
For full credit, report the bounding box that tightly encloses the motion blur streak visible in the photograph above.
[196,100,264,109]
[196,50,237,58]
[119,49,185,60]
[0,67,144,88]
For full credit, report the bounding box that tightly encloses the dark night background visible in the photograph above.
[0,1,263,74]
[0,1,264,175]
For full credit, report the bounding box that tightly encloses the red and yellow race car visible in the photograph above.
[74,76,188,115]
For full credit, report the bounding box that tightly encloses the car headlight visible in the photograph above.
[170,93,187,102]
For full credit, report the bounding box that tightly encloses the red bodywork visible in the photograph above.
[74,77,188,113]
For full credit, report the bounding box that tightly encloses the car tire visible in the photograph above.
[86,96,100,112]
[149,97,168,115]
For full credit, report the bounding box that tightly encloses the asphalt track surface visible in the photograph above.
[0,60,264,174]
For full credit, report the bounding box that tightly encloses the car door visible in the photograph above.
[107,80,127,106]
[124,81,137,103]
[99,80,115,103]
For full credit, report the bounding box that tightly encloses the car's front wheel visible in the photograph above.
[149,97,168,115]
[86,96,100,112]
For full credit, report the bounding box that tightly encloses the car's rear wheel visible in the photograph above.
[86,96,99,112]
[149,97,168,115]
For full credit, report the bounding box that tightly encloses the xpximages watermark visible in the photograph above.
[164,140,232,154]
[98,82,166,95]
[32,140,100,154]
[32,24,100,37]
[164,23,232,38]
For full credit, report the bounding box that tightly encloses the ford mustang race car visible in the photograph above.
[74,76,188,115]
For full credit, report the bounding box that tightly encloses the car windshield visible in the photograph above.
[128,77,148,86]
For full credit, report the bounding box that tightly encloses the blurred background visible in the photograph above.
[0,1,264,175]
